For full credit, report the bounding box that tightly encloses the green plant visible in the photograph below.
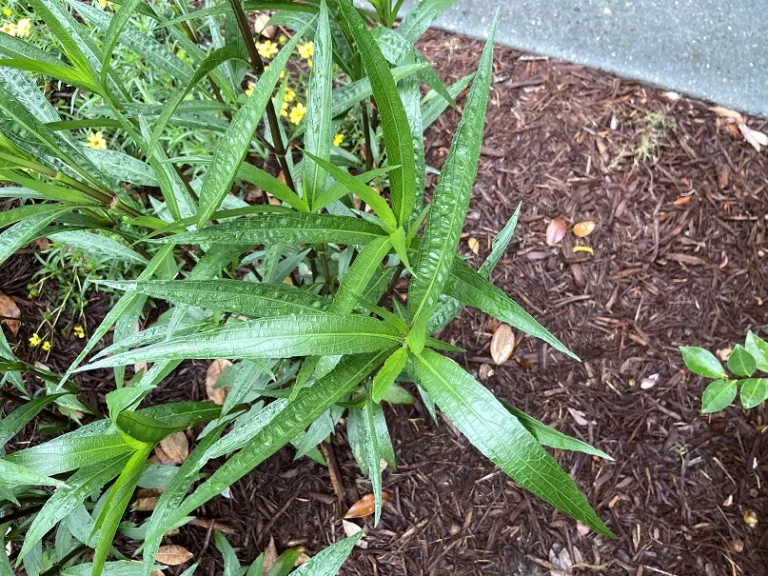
[682,331,768,413]
[1,0,613,573]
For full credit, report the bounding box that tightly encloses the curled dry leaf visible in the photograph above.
[546,217,567,246]
[159,431,189,464]
[206,359,233,405]
[490,324,515,365]
[467,237,480,255]
[573,221,596,238]
[156,544,193,566]
[342,520,367,549]
[639,373,659,390]
[739,124,768,152]
[344,492,391,519]
[263,537,278,574]
[0,292,21,336]
[132,489,162,512]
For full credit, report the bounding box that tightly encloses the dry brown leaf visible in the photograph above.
[576,521,590,536]
[132,494,160,512]
[639,373,659,390]
[160,431,189,464]
[156,544,193,566]
[572,221,595,238]
[546,217,567,246]
[673,196,692,206]
[710,106,744,123]
[252,11,275,37]
[206,359,233,405]
[467,237,480,255]
[718,164,729,190]
[263,537,278,574]
[0,292,20,336]
[489,324,515,365]
[344,492,391,519]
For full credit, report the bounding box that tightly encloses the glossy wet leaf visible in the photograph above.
[0,393,68,448]
[80,314,401,370]
[728,345,756,377]
[701,379,737,413]
[372,347,408,403]
[0,459,65,488]
[745,331,768,372]
[412,348,612,536]
[740,378,768,410]
[407,16,497,350]
[681,346,726,379]
[289,533,362,575]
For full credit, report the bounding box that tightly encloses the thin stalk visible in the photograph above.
[226,0,297,192]
[360,101,374,170]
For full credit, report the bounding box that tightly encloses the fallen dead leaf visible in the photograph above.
[739,124,768,152]
[263,537,278,574]
[342,520,367,548]
[159,431,189,464]
[546,217,567,246]
[467,237,480,255]
[673,196,692,206]
[573,221,596,238]
[131,489,162,512]
[717,347,732,362]
[252,11,275,36]
[478,363,494,381]
[568,407,590,427]
[344,492,391,519]
[206,359,233,405]
[640,373,660,390]
[0,292,20,335]
[156,545,193,566]
[490,324,515,365]
[710,106,744,123]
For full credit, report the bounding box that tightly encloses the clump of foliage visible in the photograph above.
[682,332,768,413]
[0,0,613,573]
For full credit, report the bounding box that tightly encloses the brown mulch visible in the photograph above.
[4,28,768,576]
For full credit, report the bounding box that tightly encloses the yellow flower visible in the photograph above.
[256,39,278,59]
[298,41,314,60]
[278,34,287,45]
[2,8,12,17]
[74,325,85,339]
[42,341,51,351]
[86,131,107,150]
[97,0,112,9]
[279,100,289,118]
[284,88,296,103]
[333,133,344,147]
[289,102,306,125]
[29,333,41,347]
[15,18,30,38]
[1,21,16,36]
[245,82,254,97]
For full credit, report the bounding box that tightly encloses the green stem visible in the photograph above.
[226,0,297,193]
[360,101,374,170]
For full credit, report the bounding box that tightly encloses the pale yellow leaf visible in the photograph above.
[572,221,595,238]
[159,431,189,464]
[489,324,515,365]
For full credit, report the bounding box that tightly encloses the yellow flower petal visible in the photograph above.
[333,133,344,147]
[86,131,107,150]
[298,41,314,60]
[42,341,51,351]
[15,18,30,38]
[289,103,306,125]
[29,333,41,347]
[2,7,12,17]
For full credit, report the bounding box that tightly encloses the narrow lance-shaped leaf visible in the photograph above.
[289,533,362,576]
[143,351,390,544]
[0,459,66,488]
[99,279,331,318]
[501,402,613,460]
[362,394,384,525]
[0,207,75,267]
[0,393,69,448]
[147,46,248,159]
[79,314,402,370]
[407,15,498,352]
[100,0,143,86]
[90,444,153,576]
[237,163,307,212]
[196,23,310,227]
[397,0,459,44]
[412,348,612,536]
[161,213,387,247]
[27,0,93,77]
[372,347,408,403]
[18,455,130,564]
[338,0,416,226]
[303,0,333,210]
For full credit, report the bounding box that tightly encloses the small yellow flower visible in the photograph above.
[256,39,278,59]
[2,8,12,17]
[74,325,85,339]
[0,21,16,36]
[333,133,344,147]
[298,41,314,60]
[278,34,287,45]
[42,341,51,351]
[15,18,30,38]
[284,88,296,103]
[97,0,112,9]
[29,333,42,347]
[86,131,107,150]
[279,100,289,118]
[289,102,306,125]
[245,82,254,97]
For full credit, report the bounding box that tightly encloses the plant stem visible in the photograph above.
[226,0,297,193]
[360,101,374,170]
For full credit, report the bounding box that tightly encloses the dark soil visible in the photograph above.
[4,29,768,576]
